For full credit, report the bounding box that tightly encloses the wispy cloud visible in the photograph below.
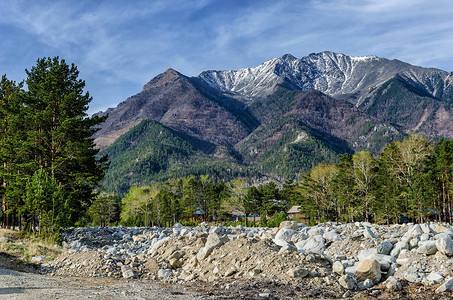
[0,0,452,113]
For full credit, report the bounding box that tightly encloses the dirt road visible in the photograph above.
[0,265,202,300]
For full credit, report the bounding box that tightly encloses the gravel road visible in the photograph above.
[0,265,202,300]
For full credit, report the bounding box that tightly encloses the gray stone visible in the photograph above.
[363,227,376,239]
[385,276,402,291]
[339,274,357,290]
[158,269,172,279]
[390,241,409,257]
[376,241,393,255]
[436,277,453,292]
[278,244,297,254]
[287,267,309,278]
[121,265,135,279]
[357,279,374,290]
[333,261,345,275]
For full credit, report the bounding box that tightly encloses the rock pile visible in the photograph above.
[43,221,453,295]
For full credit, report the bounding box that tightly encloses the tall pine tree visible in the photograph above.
[23,57,108,224]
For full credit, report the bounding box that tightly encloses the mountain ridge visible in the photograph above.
[94,51,453,194]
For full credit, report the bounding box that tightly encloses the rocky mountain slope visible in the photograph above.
[94,51,453,192]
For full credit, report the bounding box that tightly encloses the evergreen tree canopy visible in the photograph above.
[0,57,108,235]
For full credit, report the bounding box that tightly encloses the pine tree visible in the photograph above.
[24,57,108,223]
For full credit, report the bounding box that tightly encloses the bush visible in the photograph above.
[260,211,287,227]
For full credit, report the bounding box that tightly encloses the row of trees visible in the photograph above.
[92,175,299,227]
[0,58,107,238]
[97,135,452,228]
[301,135,452,224]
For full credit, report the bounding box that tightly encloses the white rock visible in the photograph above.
[427,271,444,285]
[323,230,342,242]
[357,248,378,261]
[307,227,324,236]
[275,227,297,241]
[333,261,345,275]
[31,256,46,263]
[357,279,374,290]
[158,269,172,279]
[404,272,420,283]
[435,235,453,256]
[301,235,325,255]
[363,227,376,239]
[417,241,438,255]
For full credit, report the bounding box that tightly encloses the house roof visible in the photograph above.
[287,205,301,214]
[231,210,246,217]
[194,207,205,215]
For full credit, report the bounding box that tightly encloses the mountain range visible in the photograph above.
[93,51,453,195]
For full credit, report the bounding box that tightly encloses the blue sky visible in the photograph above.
[1,0,452,114]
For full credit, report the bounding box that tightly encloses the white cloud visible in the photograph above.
[1,0,452,113]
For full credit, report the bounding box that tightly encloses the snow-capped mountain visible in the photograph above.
[199,51,453,106]
[95,51,453,193]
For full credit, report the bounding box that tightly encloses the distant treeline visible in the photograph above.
[91,135,452,227]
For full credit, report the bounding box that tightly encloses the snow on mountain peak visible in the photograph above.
[197,51,450,105]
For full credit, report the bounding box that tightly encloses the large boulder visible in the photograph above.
[275,227,297,242]
[435,234,453,256]
[197,232,227,260]
[376,241,393,255]
[279,221,298,230]
[355,259,381,284]
[323,230,342,242]
[417,241,438,255]
[299,235,325,254]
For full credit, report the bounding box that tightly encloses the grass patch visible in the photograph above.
[0,229,62,266]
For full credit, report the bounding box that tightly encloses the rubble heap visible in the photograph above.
[44,221,453,295]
